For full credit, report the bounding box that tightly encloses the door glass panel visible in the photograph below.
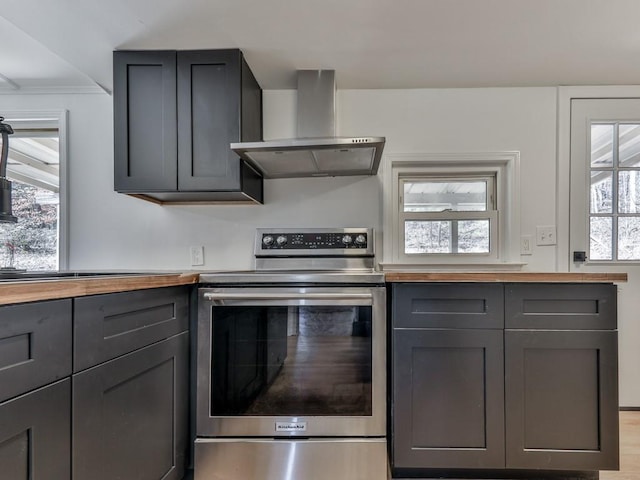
[619,124,640,167]
[457,220,490,253]
[403,180,487,212]
[618,171,640,213]
[590,171,613,214]
[210,305,372,416]
[405,220,451,253]
[589,216,613,260]
[618,217,640,260]
[591,124,614,167]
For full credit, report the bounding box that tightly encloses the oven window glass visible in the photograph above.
[210,305,372,416]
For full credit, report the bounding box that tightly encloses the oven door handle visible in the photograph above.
[202,292,374,302]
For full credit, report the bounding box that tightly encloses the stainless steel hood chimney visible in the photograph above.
[231,70,385,179]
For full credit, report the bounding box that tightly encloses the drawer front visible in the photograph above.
[393,283,504,329]
[0,299,72,402]
[505,283,617,330]
[74,286,189,372]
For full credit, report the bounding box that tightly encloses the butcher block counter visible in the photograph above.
[384,271,628,283]
[0,271,627,306]
[0,272,199,306]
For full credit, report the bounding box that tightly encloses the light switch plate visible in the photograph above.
[536,225,557,246]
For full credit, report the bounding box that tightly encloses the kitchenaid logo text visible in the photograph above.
[275,422,307,432]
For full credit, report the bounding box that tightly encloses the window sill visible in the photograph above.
[378,262,527,272]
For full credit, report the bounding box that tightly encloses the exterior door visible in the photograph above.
[569,98,640,407]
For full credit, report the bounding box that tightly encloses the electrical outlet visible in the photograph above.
[190,246,204,266]
[536,225,557,246]
[520,235,533,255]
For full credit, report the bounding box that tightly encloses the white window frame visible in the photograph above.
[382,152,521,268]
[1,110,69,269]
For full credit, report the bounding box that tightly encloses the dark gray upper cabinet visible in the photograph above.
[114,49,263,204]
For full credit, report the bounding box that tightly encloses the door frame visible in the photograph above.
[557,86,640,271]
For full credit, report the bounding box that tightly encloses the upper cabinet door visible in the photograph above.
[114,50,177,192]
[177,50,261,191]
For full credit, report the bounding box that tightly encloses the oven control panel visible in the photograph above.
[255,228,373,256]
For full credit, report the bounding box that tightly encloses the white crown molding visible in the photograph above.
[0,85,106,95]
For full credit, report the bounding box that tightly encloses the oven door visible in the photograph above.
[196,286,386,438]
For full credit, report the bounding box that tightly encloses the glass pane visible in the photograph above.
[618,217,640,260]
[619,124,640,167]
[618,171,640,213]
[403,180,487,212]
[0,182,59,270]
[404,220,451,253]
[457,220,490,253]
[590,171,613,214]
[589,216,613,260]
[211,305,372,416]
[591,124,614,167]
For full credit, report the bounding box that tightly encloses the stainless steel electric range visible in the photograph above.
[195,228,387,480]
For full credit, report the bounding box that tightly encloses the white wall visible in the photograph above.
[0,87,558,271]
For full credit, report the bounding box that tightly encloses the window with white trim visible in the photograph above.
[386,153,520,266]
[0,114,64,270]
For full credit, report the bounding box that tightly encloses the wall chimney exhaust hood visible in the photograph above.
[231,70,385,179]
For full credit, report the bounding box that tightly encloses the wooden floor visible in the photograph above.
[601,411,640,480]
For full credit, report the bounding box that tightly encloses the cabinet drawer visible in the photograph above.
[74,286,189,372]
[392,283,504,329]
[505,283,616,330]
[0,299,72,402]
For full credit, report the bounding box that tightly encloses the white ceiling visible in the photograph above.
[2,0,640,93]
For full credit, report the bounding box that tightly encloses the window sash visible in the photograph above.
[400,175,496,213]
[588,121,640,261]
[400,210,498,257]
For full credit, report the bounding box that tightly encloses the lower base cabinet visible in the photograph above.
[0,379,71,479]
[391,282,619,478]
[73,332,189,480]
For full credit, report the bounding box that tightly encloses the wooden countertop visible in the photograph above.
[384,272,628,283]
[0,271,628,306]
[0,273,200,306]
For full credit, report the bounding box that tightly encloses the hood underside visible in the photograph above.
[231,70,385,179]
[231,136,385,178]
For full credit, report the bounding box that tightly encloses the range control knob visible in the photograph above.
[276,235,288,246]
[355,234,367,245]
[342,234,353,245]
[262,235,274,247]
